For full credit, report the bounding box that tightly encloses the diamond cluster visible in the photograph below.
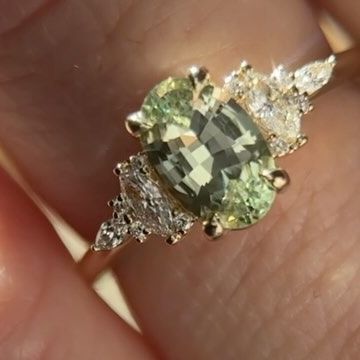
[224,55,336,156]
[94,154,195,251]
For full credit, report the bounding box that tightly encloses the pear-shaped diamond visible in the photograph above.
[94,219,128,251]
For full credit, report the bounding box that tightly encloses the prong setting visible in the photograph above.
[125,111,149,137]
[289,134,308,154]
[203,215,224,240]
[188,66,209,89]
[262,169,290,192]
[166,232,183,245]
[296,134,308,148]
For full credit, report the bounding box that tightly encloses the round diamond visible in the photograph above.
[268,136,291,157]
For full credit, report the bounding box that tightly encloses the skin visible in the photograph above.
[0,0,359,359]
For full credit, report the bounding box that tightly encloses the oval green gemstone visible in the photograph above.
[140,77,276,229]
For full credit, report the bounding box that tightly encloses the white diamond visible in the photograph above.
[289,93,312,114]
[120,165,173,235]
[94,219,128,251]
[173,212,195,233]
[244,81,301,143]
[270,65,294,91]
[119,154,195,238]
[223,57,334,154]
[247,84,271,116]
[129,221,149,242]
[109,195,126,214]
[294,55,336,95]
[224,72,248,97]
[268,136,291,157]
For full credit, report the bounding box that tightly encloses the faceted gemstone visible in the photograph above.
[118,154,194,238]
[217,156,276,229]
[93,154,195,250]
[140,77,277,229]
[268,136,290,157]
[224,55,335,157]
[94,219,128,251]
[294,55,336,95]
[225,68,303,153]
[141,77,194,128]
[120,157,173,234]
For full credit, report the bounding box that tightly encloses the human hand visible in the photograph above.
[0,0,359,359]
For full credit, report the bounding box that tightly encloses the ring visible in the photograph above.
[79,46,360,282]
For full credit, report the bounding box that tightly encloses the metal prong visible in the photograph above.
[239,60,252,72]
[166,232,183,245]
[90,244,102,252]
[262,169,290,192]
[135,236,147,244]
[202,215,224,240]
[297,134,308,148]
[113,164,122,176]
[113,162,129,176]
[188,66,209,88]
[125,111,147,137]
[289,134,308,154]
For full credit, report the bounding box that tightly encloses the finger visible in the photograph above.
[0,168,155,359]
[116,86,360,359]
[316,0,360,39]
[1,0,359,359]
[0,0,329,238]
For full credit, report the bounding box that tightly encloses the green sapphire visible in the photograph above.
[217,157,276,229]
[141,77,194,128]
[140,77,277,229]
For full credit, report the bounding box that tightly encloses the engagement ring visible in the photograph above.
[79,46,360,281]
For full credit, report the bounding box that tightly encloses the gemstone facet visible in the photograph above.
[118,154,195,239]
[224,55,335,157]
[93,154,195,250]
[140,77,277,229]
[217,157,276,229]
[141,77,194,128]
[93,56,335,250]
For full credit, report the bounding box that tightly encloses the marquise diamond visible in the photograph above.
[294,55,336,94]
[224,55,335,156]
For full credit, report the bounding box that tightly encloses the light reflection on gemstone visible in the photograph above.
[141,77,194,128]
[140,77,277,229]
[218,157,276,229]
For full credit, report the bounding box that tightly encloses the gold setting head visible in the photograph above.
[262,169,290,192]
[203,215,224,240]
